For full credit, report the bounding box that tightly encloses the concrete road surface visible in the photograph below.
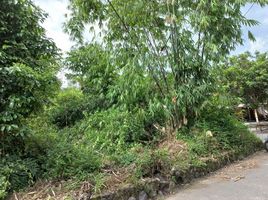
[246,122,268,141]
[166,151,268,200]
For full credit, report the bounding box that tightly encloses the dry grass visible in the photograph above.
[8,180,73,200]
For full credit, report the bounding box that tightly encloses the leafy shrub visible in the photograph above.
[111,146,172,179]
[82,108,146,153]
[177,100,262,163]
[110,144,144,166]
[43,141,101,179]
[0,176,9,199]
[49,88,85,128]
[133,149,171,178]
[83,106,167,154]
[198,104,261,151]
[0,155,40,198]
[0,113,101,198]
[30,124,101,179]
[25,117,101,180]
[0,0,59,138]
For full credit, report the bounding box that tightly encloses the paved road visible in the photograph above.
[166,151,268,200]
[246,122,268,141]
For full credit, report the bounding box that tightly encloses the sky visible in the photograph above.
[235,4,268,54]
[34,0,73,53]
[33,0,268,85]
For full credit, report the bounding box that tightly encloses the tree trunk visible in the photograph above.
[248,107,251,121]
[254,109,259,123]
[254,109,262,131]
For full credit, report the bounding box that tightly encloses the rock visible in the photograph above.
[158,190,164,197]
[90,191,114,200]
[159,180,169,190]
[138,191,148,200]
[78,193,91,200]
[143,178,160,198]
[128,197,136,200]
[113,184,136,200]
[149,190,157,198]
[168,181,176,191]
[171,167,184,184]
[155,173,165,181]
[171,167,180,176]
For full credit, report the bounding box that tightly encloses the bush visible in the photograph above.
[198,106,261,151]
[176,99,262,166]
[0,155,40,198]
[83,106,167,154]
[0,175,9,199]
[48,88,85,128]
[80,108,146,153]
[134,149,171,178]
[25,117,101,180]
[43,140,101,180]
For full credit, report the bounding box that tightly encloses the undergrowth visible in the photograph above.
[1,96,262,200]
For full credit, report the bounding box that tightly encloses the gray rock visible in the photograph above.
[155,173,165,181]
[143,178,160,198]
[138,191,148,200]
[158,190,164,196]
[90,191,114,200]
[128,197,136,200]
[78,192,91,200]
[149,190,157,198]
[168,181,176,190]
[159,180,169,190]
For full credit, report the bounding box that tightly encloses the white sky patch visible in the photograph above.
[263,17,268,25]
[34,0,74,53]
[33,0,74,87]
[249,37,268,52]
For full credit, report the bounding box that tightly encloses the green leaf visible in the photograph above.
[248,30,256,42]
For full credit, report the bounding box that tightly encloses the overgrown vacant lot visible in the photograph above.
[4,103,262,199]
[1,0,268,199]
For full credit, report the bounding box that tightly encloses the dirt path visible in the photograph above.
[166,151,268,200]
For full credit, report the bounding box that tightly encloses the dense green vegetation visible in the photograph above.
[1,0,267,199]
[223,52,268,109]
[0,0,59,151]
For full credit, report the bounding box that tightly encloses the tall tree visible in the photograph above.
[66,43,116,112]
[223,52,268,122]
[0,0,59,149]
[65,0,267,132]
